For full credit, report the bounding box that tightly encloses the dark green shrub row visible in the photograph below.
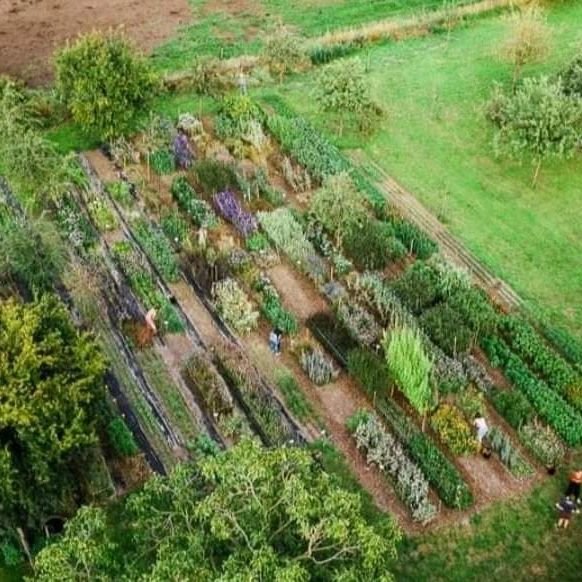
[376,398,473,509]
[482,336,582,445]
[390,218,438,260]
[501,316,580,399]
[489,387,535,430]
[343,219,406,270]
[192,159,237,195]
[390,261,441,315]
[309,42,361,65]
[420,303,473,356]
[347,348,389,398]
[539,321,582,373]
[107,417,139,457]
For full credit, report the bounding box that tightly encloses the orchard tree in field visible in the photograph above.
[502,7,550,85]
[55,32,159,140]
[383,327,434,429]
[560,53,582,98]
[35,439,401,581]
[311,171,367,248]
[263,28,306,83]
[488,76,582,186]
[0,296,107,537]
[315,58,376,135]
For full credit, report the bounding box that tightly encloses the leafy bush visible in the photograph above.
[275,371,314,421]
[384,327,434,418]
[520,419,566,467]
[391,261,441,315]
[420,303,473,356]
[391,218,437,259]
[263,29,306,81]
[502,316,580,401]
[336,300,381,348]
[212,278,259,335]
[350,412,437,523]
[193,159,237,195]
[170,176,218,229]
[457,386,486,420]
[150,149,175,175]
[213,191,257,238]
[489,387,534,429]
[488,427,534,479]
[377,398,473,509]
[55,31,159,139]
[107,417,139,457]
[446,285,499,341]
[245,232,270,253]
[431,405,478,456]
[343,219,406,271]
[258,208,319,275]
[106,180,133,207]
[131,219,180,282]
[347,348,389,397]
[255,276,298,335]
[482,336,582,445]
[300,346,338,386]
[88,198,117,232]
[183,353,233,415]
[160,210,189,246]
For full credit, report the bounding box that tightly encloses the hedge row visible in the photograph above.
[483,336,582,446]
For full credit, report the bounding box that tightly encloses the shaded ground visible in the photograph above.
[0,0,191,84]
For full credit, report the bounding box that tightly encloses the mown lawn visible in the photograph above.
[151,0,477,72]
[273,0,582,340]
[394,455,582,581]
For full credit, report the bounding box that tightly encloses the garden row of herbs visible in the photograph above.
[70,91,582,525]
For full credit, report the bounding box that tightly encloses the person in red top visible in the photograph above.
[565,469,582,504]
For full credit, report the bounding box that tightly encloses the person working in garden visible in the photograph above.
[556,495,579,529]
[269,328,282,356]
[565,469,582,504]
[473,414,489,448]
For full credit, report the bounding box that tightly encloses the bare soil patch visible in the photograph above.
[0,0,191,85]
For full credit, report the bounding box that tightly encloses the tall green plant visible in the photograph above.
[383,327,434,427]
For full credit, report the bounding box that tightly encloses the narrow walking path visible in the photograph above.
[350,151,522,311]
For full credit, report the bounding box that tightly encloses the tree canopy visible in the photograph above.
[0,296,106,533]
[34,439,400,581]
[55,32,159,140]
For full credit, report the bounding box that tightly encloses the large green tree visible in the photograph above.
[488,76,582,185]
[55,32,159,140]
[34,440,400,580]
[0,296,107,535]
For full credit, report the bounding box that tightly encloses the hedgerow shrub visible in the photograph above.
[390,261,441,315]
[391,218,438,259]
[420,303,473,356]
[343,219,406,270]
[489,387,534,429]
[347,348,389,398]
[55,32,159,140]
[560,53,582,98]
[431,404,478,456]
[447,285,499,341]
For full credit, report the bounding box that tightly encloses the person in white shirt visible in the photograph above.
[473,414,489,444]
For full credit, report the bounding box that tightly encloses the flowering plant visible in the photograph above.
[213,190,257,237]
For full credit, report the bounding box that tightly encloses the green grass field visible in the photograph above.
[394,456,582,581]
[271,1,582,341]
[151,0,476,72]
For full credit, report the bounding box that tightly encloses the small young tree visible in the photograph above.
[383,327,434,429]
[502,8,550,85]
[315,58,376,135]
[263,29,306,83]
[310,171,367,247]
[55,32,159,140]
[488,76,582,186]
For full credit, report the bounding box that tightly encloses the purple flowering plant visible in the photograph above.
[213,190,257,237]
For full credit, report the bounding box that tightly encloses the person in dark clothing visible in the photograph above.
[565,469,582,503]
[269,328,282,355]
[556,495,579,529]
